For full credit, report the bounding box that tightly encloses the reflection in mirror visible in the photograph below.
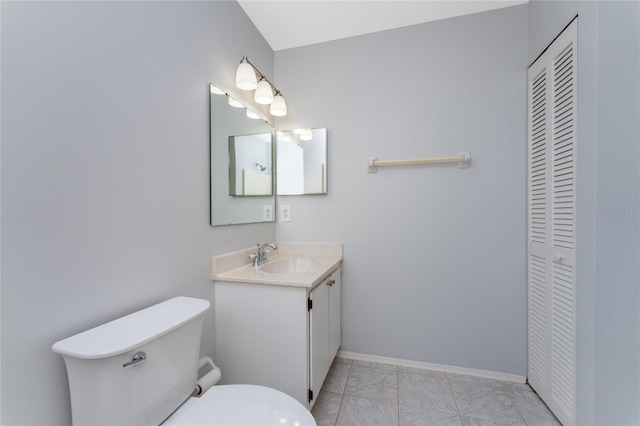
[276,128,328,195]
[229,133,273,196]
[210,83,275,226]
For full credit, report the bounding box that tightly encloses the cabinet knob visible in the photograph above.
[327,279,335,287]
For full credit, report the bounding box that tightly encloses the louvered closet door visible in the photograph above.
[527,18,577,426]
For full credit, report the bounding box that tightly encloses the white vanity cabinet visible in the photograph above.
[213,266,341,409]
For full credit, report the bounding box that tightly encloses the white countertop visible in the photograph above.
[211,242,343,289]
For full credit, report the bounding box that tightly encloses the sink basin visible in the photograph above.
[260,258,320,274]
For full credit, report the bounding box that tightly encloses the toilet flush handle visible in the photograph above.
[123,351,146,369]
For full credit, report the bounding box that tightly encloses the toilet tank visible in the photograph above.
[52,297,210,425]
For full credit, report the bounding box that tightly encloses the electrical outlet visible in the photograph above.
[280,205,291,222]
[263,205,273,222]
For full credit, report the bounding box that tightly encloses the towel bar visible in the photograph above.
[367,151,471,173]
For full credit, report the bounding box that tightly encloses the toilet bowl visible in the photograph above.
[52,296,316,426]
[163,384,314,425]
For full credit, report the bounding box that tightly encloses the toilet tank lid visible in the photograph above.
[52,297,210,359]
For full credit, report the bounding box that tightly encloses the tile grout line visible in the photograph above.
[501,382,530,426]
[332,360,352,426]
[445,372,464,422]
[396,367,400,426]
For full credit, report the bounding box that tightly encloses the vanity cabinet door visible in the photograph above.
[309,267,342,407]
[309,281,330,405]
[328,269,341,360]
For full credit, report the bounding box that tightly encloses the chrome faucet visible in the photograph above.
[252,242,277,267]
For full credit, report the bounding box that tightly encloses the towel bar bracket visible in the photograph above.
[458,151,471,169]
[367,157,379,173]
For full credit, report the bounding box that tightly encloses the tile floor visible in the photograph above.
[311,357,561,426]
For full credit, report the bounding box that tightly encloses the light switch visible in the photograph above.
[280,205,291,222]
[263,205,273,222]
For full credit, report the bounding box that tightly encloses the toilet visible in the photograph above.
[52,296,316,426]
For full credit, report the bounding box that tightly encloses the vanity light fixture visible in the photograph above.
[235,56,287,117]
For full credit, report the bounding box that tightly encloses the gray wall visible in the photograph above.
[594,2,640,425]
[529,1,640,424]
[1,2,275,424]
[274,5,529,376]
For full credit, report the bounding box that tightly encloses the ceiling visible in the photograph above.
[238,0,528,51]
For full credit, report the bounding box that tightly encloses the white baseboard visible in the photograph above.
[337,351,526,384]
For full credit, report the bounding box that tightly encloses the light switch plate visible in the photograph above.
[280,205,291,222]
[263,205,273,222]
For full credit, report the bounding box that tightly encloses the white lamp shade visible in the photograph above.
[270,93,287,116]
[254,79,274,104]
[235,61,257,90]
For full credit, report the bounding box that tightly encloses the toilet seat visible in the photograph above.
[163,384,316,426]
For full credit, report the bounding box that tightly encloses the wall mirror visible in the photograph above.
[210,83,275,226]
[276,128,328,195]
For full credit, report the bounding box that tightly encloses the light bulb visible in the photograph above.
[254,78,274,104]
[270,92,287,116]
[235,58,257,90]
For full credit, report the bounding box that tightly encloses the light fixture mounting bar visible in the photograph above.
[242,56,282,95]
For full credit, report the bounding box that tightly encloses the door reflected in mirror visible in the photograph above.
[276,128,327,195]
[229,133,273,196]
[210,83,275,226]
